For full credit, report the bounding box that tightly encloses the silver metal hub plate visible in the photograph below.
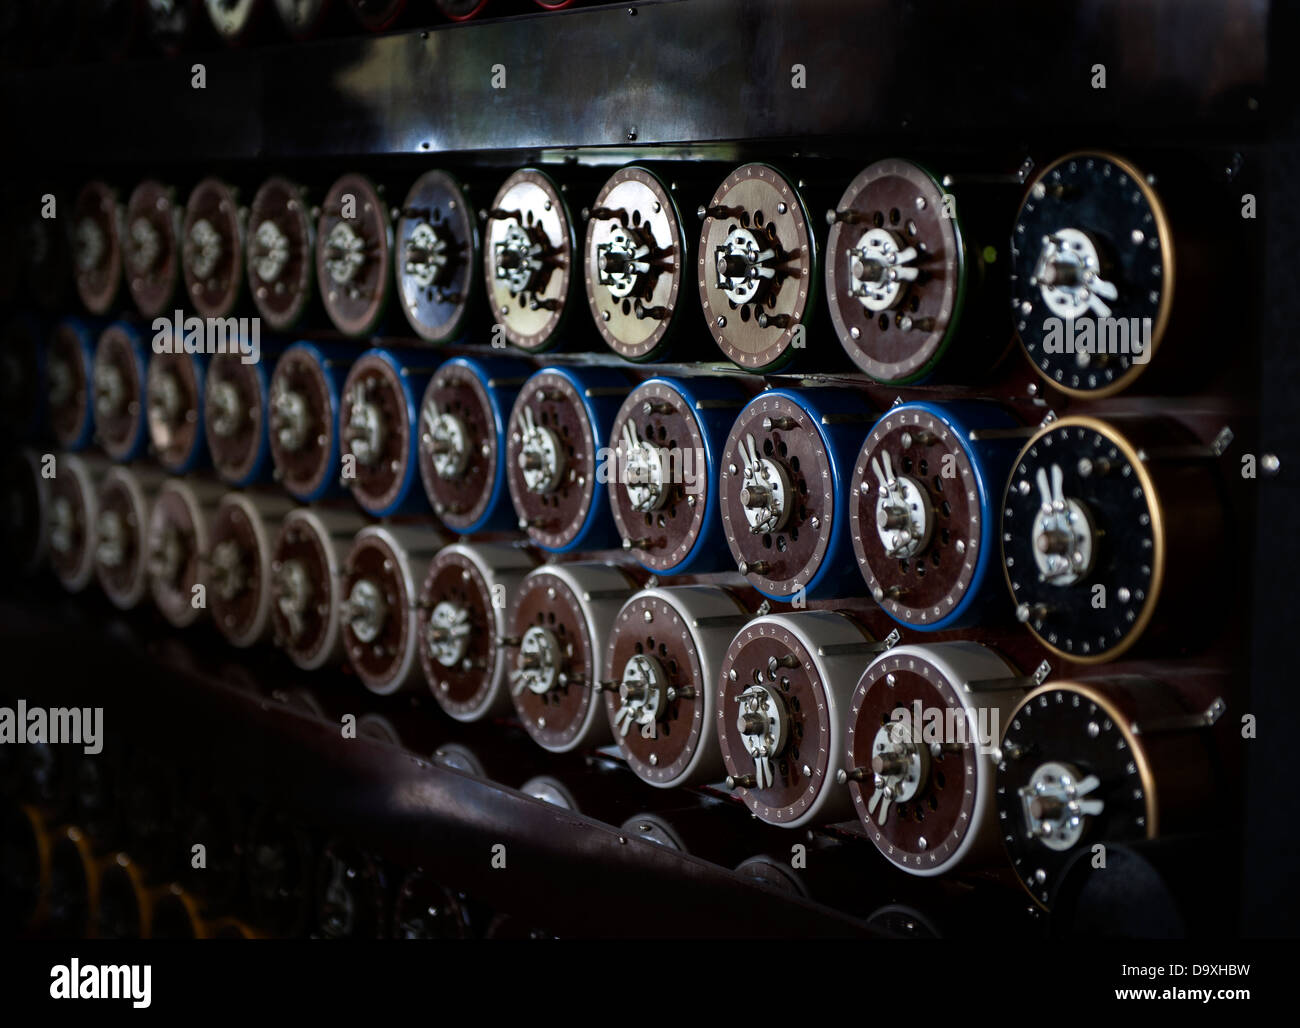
[324,220,366,286]
[271,384,310,452]
[514,624,561,696]
[1029,463,1096,586]
[427,600,471,668]
[517,406,564,494]
[252,218,290,283]
[866,720,929,826]
[188,218,222,281]
[210,538,247,602]
[208,378,243,439]
[1033,227,1118,320]
[346,577,387,645]
[613,653,667,739]
[619,419,667,512]
[1019,760,1104,852]
[128,217,162,276]
[421,401,470,480]
[494,221,543,296]
[274,557,311,641]
[735,682,788,790]
[596,225,650,300]
[738,432,791,536]
[849,227,919,312]
[870,452,932,559]
[714,226,775,306]
[404,220,449,289]
[345,381,385,467]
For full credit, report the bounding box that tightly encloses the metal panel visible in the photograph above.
[2,0,1270,165]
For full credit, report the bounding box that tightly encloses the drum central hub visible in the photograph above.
[50,496,75,556]
[597,224,652,299]
[210,538,248,602]
[849,228,919,311]
[620,420,668,512]
[427,600,472,669]
[209,378,244,438]
[517,406,565,494]
[324,220,367,286]
[149,523,185,586]
[614,653,668,738]
[345,577,387,644]
[345,381,386,467]
[97,509,126,569]
[273,558,312,641]
[736,681,788,789]
[128,217,162,275]
[738,432,791,536]
[75,217,106,273]
[514,625,562,695]
[422,402,470,480]
[94,361,126,420]
[1029,463,1096,586]
[271,384,310,452]
[1019,760,1104,852]
[252,219,291,283]
[494,221,545,296]
[404,220,453,289]
[149,369,184,427]
[714,226,776,306]
[1032,228,1117,320]
[870,451,932,559]
[187,218,223,280]
[866,720,929,825]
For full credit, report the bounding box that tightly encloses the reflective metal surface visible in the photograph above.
[1,0,1269,163]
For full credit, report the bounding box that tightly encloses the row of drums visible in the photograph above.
[17,315,1224,661]
[16,459,1224,910]
[40,151,1172,395]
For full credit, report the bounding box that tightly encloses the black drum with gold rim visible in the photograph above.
[1010,151,1176,398]
[1000,414,1224,664]
[995,678,1221,910]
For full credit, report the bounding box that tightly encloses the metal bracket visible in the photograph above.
[968,424,1039,442]
[693,614,752,631]
[818,628,899,659]
[965,660,1051,694]
[1130,697,1226,737]
[1137,426,1235,463]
